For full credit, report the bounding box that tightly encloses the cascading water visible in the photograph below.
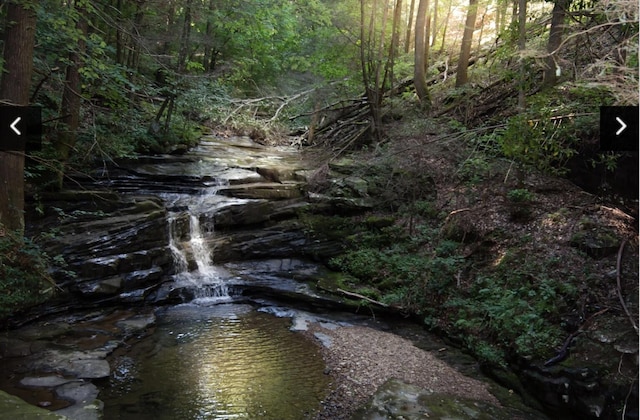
[163,180,231,302]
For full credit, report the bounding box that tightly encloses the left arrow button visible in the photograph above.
[10,117,21,135]
[0,106,42,151]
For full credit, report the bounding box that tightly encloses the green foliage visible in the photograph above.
[497,86,611,175]
[457,155,491,184]
[499,113,575,175]
[507,188,534,203]
[325,201,580,366]
[447,250,578,360]
[330,223,463,308]
[0,231,57,321]
[589,152,619,172]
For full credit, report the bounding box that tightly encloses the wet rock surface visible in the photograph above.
[0,309,156,418]
[23,135,404,309]
[352,378,542,420]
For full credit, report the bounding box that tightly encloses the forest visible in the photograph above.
[0,0,638,418]
[0,0,637,227]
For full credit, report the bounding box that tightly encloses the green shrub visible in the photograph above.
[497,86,608,175]
[0,230,56,321]
[507,188,534,203]
[446,250,578,361]
[457,155,491,184]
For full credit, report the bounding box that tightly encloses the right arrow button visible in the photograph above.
[600,106,639,151]
[615,116,627,136]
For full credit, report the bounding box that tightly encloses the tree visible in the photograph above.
[456,0,478,87]
[543,0,570,86]
[404,0,416,53]
[0,1,37,234]
[359,0,390,141]
[414,0,430,105]
[177,0,193,72]
[431,0,439,47]
[517,0,527,109]
[438,0,453,54]
[202,0,217,72]
[54,1,88,190]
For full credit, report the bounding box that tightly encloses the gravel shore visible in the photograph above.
[304,322,500,419]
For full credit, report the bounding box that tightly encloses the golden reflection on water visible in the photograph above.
[103,304,329,419]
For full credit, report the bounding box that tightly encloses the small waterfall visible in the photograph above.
[164,180,230,302]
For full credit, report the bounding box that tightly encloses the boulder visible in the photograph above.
[352,378,538,420]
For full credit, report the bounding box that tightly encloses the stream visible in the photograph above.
[0,134,559,419]
[101,303,329,419]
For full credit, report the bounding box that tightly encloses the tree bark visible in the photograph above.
[404,0,416,53]
[517,0,527,109]
[414,0,430,105]
[177,0,193,72]
[55,4,88,190]
[456,0,478,87]
[115,0,124,64]
[0,1,37,233]
[543,0,570,86]
[388,0,403,86]
[431,0,438,47]
[203,0,216,72]
[439,0,452,54]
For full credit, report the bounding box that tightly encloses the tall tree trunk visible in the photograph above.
[0,2,36,234]
[495,0,508,35]
[177,0,193,72]
[115,0,124,64]
[414,0,430,106]
[203,0,215,72]
[130,1,145,72]
[373,0,389,98]
[385,0,403,89]
[56,5,88,190]
[431,0,438,47]
[439,0,452,54]
[476,7,486,56]
[456,0,478,87]
[404,0,416,53]
[543,0,569,86]
[517,0,527,109]
[511,0,518,34]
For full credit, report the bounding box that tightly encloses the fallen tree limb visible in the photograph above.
[337,288,389,308]
[616,239,638,334]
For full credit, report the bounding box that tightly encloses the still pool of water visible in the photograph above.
[101,303,330,419]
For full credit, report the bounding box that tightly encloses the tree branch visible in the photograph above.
[616,239,638,334]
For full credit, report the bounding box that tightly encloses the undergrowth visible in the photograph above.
[0,229,58,322]
[321,206,580,367]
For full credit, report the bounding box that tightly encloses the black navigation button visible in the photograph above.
[600,106,639,151]
[0,106,42,152]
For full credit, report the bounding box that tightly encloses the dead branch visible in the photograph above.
[337,288,389,308]
[616,239,638,334]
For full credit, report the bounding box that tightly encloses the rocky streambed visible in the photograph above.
[1,134,636,419]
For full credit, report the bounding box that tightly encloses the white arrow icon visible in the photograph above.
[615,117,627,136]
[10,117,21,135]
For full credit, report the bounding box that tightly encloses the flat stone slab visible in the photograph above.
[54,399,103,420]
[0,337,33,357]
[313,332,333,348]
[54,382,99,405]
[20,376,76,388]
[116,313,156,335]
[33,350,110,379]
